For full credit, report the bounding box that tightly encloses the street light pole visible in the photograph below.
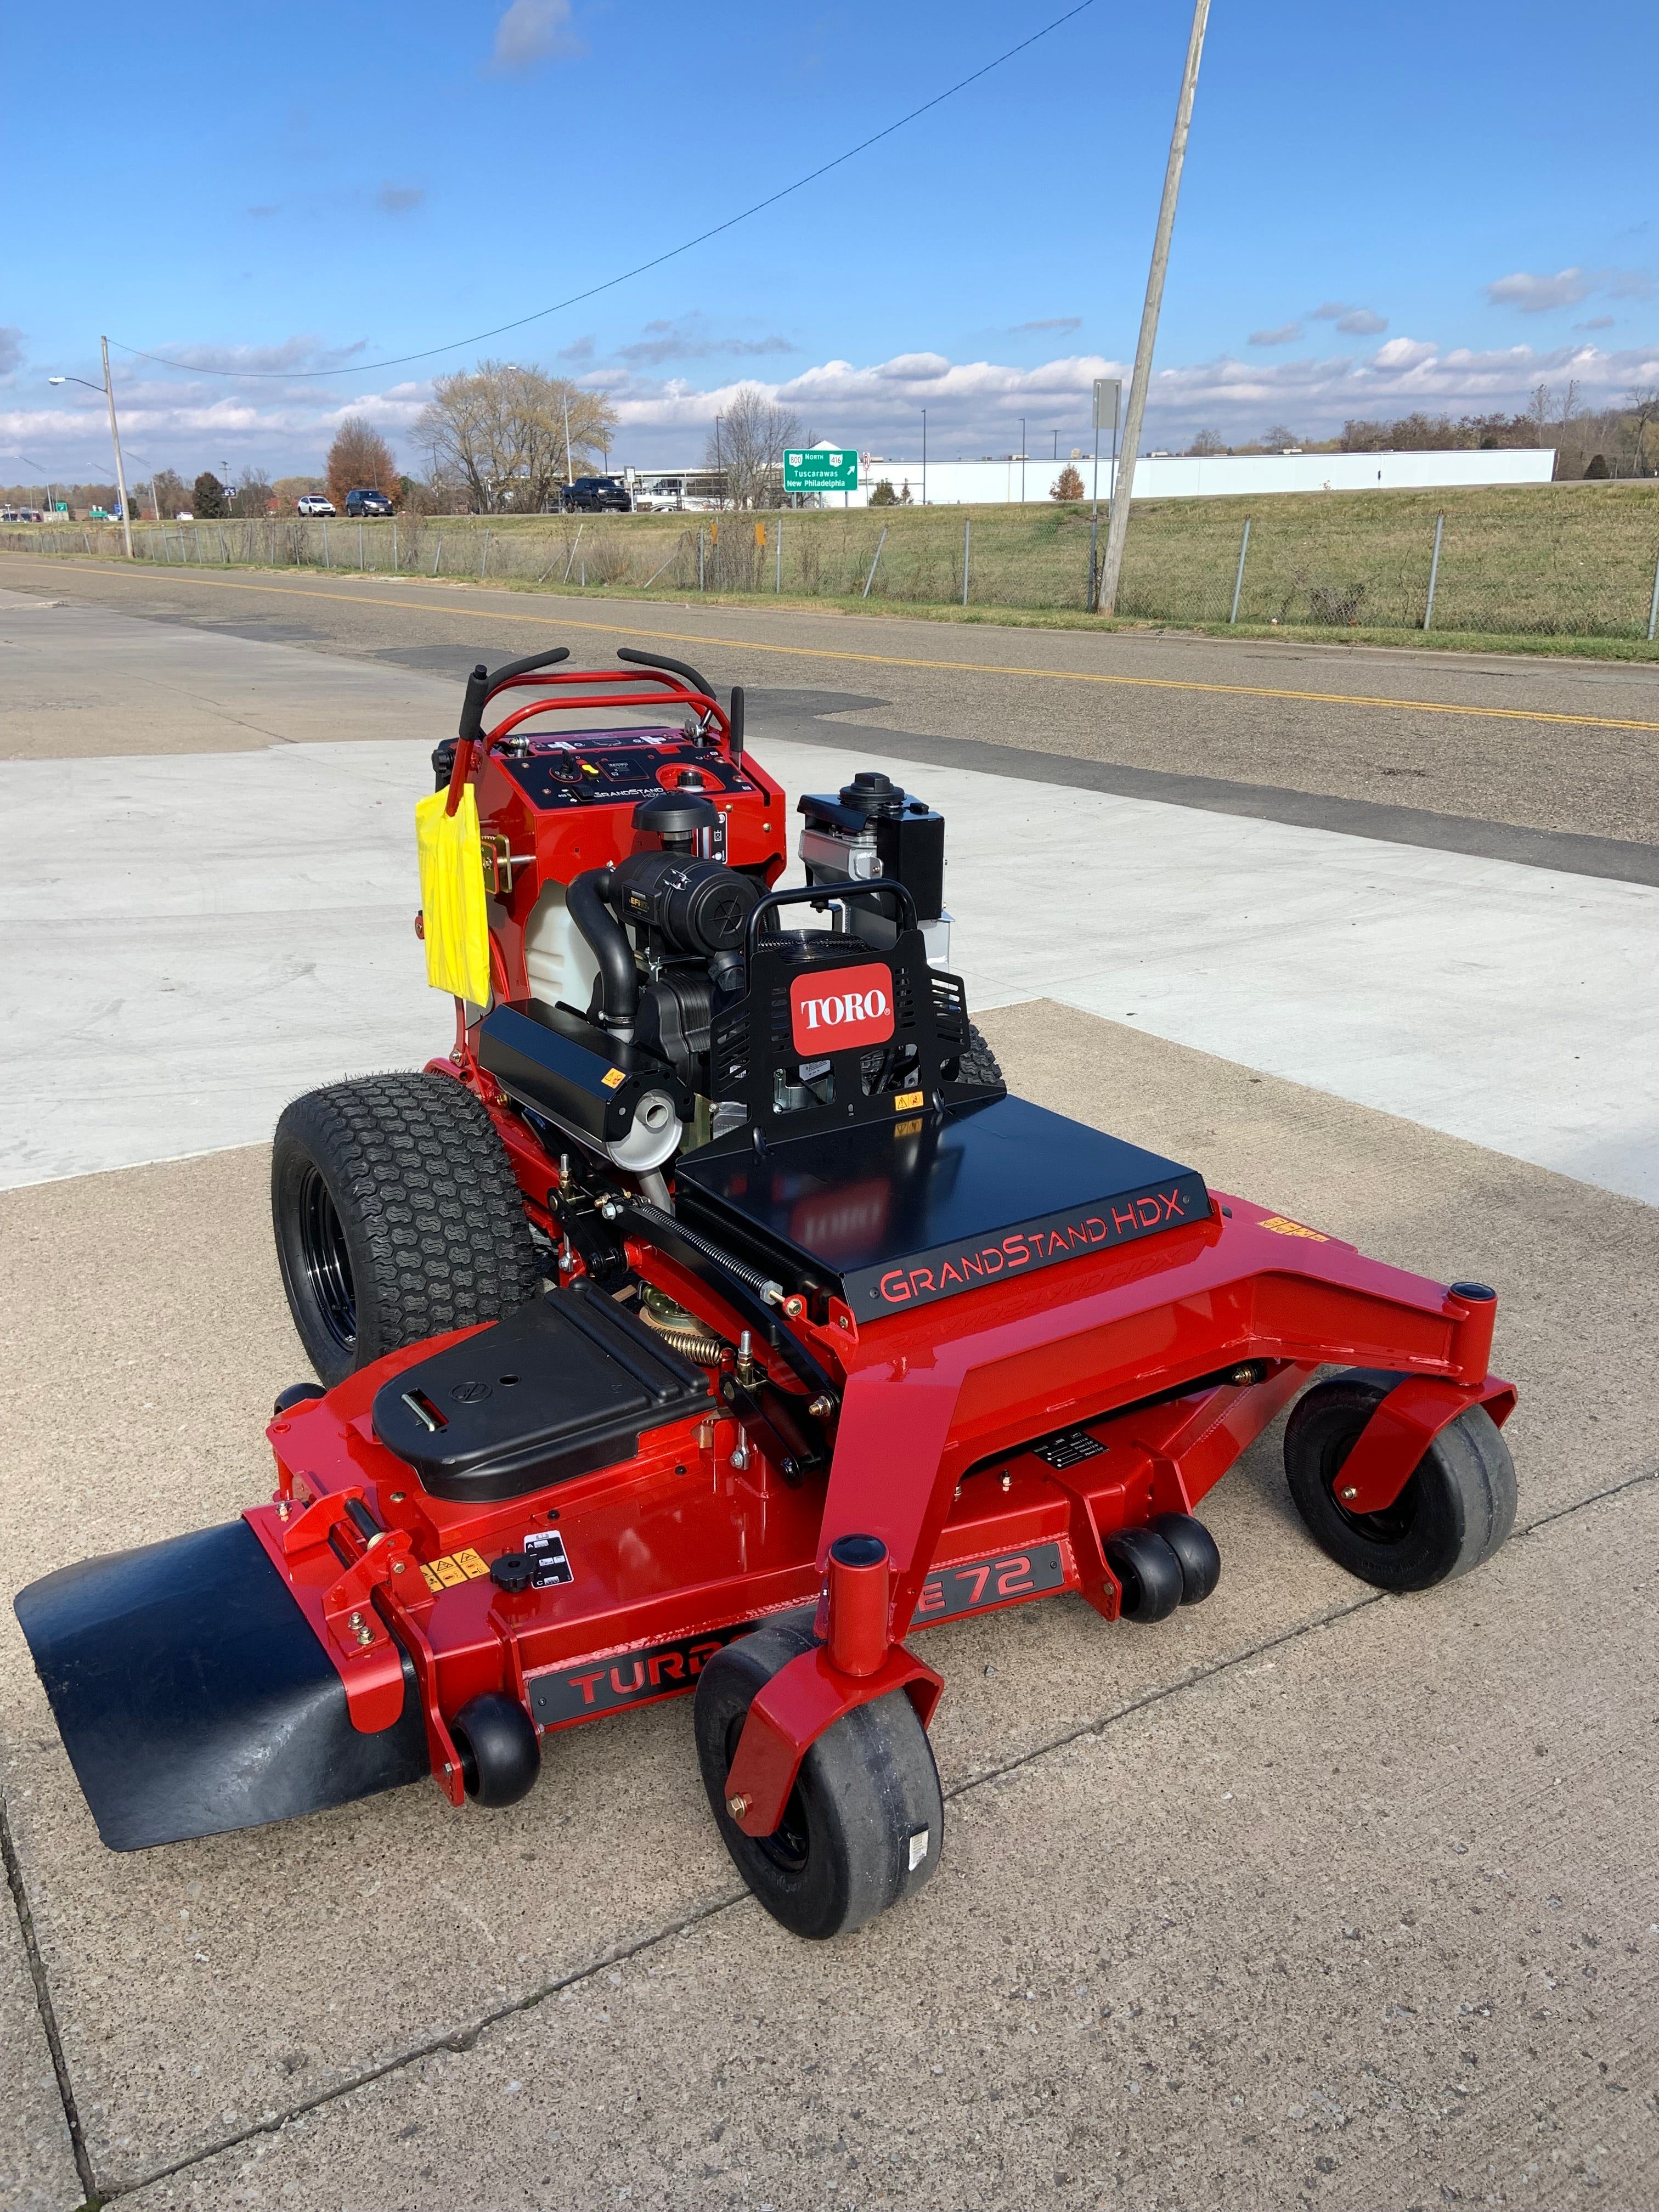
[1020,416,1026,504]
[921,409,927,506]
[1096,0,1211,617]
[48,340,134,556]
[562,392,574,486]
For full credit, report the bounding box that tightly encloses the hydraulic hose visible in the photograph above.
[567,868,639,1039]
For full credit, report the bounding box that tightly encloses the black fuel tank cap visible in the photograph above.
[838,770,907,818]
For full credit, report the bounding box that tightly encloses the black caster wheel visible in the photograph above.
[1103,1526,1184,1622]
[1283,1367,1517,1593]
[1149,1513,1222,1604]
[694,1616,943,1940]
[453,1693,541,1808]
[272,1382,326,1417]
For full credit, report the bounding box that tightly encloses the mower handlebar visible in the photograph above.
[616,644,717,699]
[448,647,574,813]
[744,878,918,962]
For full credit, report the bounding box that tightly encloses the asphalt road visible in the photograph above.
[6,552,1659,870]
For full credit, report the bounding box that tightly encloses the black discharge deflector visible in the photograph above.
[373,1279,714,1502]
[13,1520,430,1850]
[676,1094,1211,1320]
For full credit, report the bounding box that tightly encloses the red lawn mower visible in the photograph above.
[17,646,1518,1939]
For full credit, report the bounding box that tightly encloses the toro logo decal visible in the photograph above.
[789,963,895,1054]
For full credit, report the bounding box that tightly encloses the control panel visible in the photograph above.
[501,729,764,814]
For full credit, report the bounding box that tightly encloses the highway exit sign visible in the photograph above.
[784,445,857,493]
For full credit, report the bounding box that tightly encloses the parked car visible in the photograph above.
[560,476,632,514]
[296,495,336,517]
[345,488,394,517]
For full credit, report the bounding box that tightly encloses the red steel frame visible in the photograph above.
[250,668,1517,1837]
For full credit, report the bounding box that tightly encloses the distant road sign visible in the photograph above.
[784,447,857,494]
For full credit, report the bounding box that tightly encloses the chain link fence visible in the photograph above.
[5,487,1658,642]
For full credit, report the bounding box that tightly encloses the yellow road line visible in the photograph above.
[13,556,1659,735]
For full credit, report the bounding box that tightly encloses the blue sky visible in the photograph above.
[4,0,1655,484]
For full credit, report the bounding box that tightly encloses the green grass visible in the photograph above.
[7,478,1658,654]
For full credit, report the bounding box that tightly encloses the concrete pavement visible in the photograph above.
[1,1006,1655,2208]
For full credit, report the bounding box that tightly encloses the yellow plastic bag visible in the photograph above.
[415,786,491,1006]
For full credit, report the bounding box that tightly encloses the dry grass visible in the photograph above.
[6,479,1657,652]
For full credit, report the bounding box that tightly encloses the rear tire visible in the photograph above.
[272,1073,540,1386]
[946,1022,1003,1088]
[1283,1368,1517,1592]
[694,1617,944,1940]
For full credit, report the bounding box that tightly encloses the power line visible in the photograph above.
[112,0,1103,383]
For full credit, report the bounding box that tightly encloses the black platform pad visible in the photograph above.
[677,1094,1210,1318]
[373,1280,715,1502]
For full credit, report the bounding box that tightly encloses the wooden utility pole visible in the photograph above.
[1096,0,1211,617]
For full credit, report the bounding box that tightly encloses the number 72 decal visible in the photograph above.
[914,1542,1066,1622]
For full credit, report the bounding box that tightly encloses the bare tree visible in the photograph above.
[703,385,803,509]
[326,417,400,510]
[231,472,274,518]
[1626,385,1659,476]
[1186,428,1226,455]
[413,362,618,514]
[1527,383,1556,441]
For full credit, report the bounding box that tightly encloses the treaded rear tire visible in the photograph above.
[947,1022,1003,1088]
[272,1072,540,1386]
[1283,1368,1517,1593]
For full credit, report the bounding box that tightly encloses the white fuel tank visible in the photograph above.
[522,879,603,1015]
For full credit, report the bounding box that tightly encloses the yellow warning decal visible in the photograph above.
[893,1118,923,1138]
[422,1548,494,1592]
[894,1089,925,1110]
[1257,1214,1330,1242]
[601,1068,626,1090]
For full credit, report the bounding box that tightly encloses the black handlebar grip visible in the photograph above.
[457,662,490,746]
[481,644,571,697]
[729,684,744,770]
[616,644,718,699]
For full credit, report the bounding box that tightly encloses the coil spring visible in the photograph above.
[640,1306,729,1368]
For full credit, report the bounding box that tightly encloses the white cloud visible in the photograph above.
[1249,322,1304,348]
[1368,337,1438,370]
[10,334,1659,477]
[613,319,796,366]
[1310,301,1387,335]
[1487,268,1594,312]
[488,0,582,74]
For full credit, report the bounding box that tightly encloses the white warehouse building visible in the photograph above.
[844,447,1557,507]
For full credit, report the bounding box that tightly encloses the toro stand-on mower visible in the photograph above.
[17,647,1518,1939]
